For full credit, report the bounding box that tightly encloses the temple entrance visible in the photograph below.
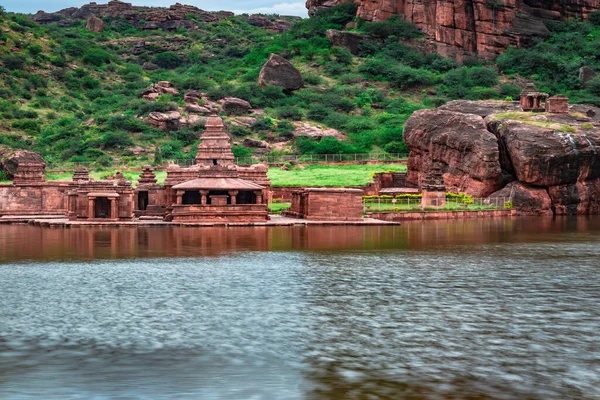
[94,197,111,219]
[237,191,257,205]
[138,191,149,211]
[183,191,201,205]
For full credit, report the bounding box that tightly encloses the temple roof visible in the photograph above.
[172,177,264,191]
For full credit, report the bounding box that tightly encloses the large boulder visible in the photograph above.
[403,109,502,197]
[85,15,105,33]
[487,181,553,215]
[579,66,597,88]
[258,54,303,91]
[438,100,521,118]
[0,147,46,179]
[326,29,371,55]
[293,122,345,140]
[487,119,600,187]
[219,97,252,115]
[548,179,600,215]
[146,111,181,131]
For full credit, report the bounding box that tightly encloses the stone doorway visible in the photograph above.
[182,191,201,205]
[138,191,149,211]
[94,197,111,219]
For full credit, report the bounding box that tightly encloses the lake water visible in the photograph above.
[0,218,599,399]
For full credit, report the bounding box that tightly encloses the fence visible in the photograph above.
[363,197,509,213]
[175,153,409,167]
[46,153,409,172]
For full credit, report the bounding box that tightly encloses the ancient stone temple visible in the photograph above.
[164,115,269,223]
[134,165,166,218]
[421,162,446,208]
[520,84,549,112]
[67,173,135,221]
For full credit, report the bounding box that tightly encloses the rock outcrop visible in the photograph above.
[258,54,304,90]
[32,1,297,33]
[326,29,372,55]
[0,147,46,179]
[403,100,600,215]
[306,0,600,58]
[85,15,106,33]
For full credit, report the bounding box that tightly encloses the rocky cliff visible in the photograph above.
[403,100,600,215]
[32,0,298,32]
[307,0,600,57]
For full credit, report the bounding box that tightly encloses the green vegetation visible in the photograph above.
[268,163,407,186]
[268,202,291,214]
[0,5,598,168]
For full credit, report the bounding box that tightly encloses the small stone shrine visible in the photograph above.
[520,83,548,112]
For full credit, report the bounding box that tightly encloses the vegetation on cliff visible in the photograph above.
[0,4,599,169]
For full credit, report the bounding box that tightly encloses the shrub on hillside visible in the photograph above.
[362,15,422,39]
[153,52,183,69]
[2,55,25,70]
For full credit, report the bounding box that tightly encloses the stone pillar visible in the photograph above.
[229,190,239,205]
[110,198,118,220]
[88,197,95,219]
[176,190,183,205]
[255,191,263,205]
[200,190,209,205]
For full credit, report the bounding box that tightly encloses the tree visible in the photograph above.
[153,146,163,166]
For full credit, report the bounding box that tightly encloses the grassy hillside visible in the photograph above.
[0,4,599,170]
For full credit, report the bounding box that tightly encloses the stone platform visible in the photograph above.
[0,214,399,227]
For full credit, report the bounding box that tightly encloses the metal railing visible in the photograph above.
[363,197,509,213]
[46,153,409,172]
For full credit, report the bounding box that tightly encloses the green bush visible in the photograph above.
[362,15,422,39]
[2,55,25,70]
[587,77,600,96]
[153,52,183,69]
[277,106,303,120]
[499,84,522,99]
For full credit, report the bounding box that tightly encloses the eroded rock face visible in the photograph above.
[404,99,600,215]
[86,15,106,33]
[0,147,46,179]
[403,109,502,197]
[326,29,372,55]
[293,122,346,140]
[219,97,252,115]
[487,181,553,215]
[307,0,600,57]
[487,120,600,187]
[258,54,304,90]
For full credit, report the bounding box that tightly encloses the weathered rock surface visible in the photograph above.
[219,97,252,115]
[438,100,521,118]
[293,122,346,140]
[404,99,600,215]
[0,147,46,179]
[487,181,553,215]
[258,54,304,91]
[85,15,105,32]
[306,0,600,58]
[33,1,293,33]
[487,119,600,187]
[146,111,181,131]
[141,81,180,101]
[326,29,372,55]
[403,109,502,197]
[579,66,597,87]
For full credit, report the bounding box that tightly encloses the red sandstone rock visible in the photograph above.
[487,119,600,187]
[258,54,304,91]
[487,181,553,215]
[219,97,252,115]
[85,15,105,33]
[306,0,600,57]
[293,122,345,140]
[403,109,502,197]
[326,29,372,55]
[0,147,46,179]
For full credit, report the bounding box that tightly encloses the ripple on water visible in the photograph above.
[0,223,599,399]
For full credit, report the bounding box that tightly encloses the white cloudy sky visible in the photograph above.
[3,0,309,16]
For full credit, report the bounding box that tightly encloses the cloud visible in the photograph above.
[232,2,308,17]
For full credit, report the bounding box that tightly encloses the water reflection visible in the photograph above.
[2,217,600,262]
[0,217,599,399]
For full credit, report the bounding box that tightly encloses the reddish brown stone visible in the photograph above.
[283,188,363,221]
